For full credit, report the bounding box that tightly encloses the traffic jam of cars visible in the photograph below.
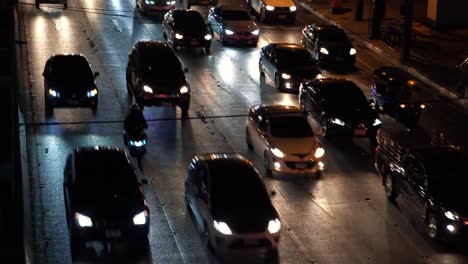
[36,0,466,262]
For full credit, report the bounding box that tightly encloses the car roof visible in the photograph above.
[172,9,202,16]
[314,77,356,87]
[47,54,89,64]
[374,66,416,83]
[134,41,173,55]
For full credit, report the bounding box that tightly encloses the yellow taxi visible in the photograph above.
[247,0,296,23]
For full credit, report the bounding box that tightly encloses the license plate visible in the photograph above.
[336,57,344,61]
[191,40,199,45]
[278,15,287,19]
[295,163,307,169]
[244,239,259,246]
[354,128,367,136]
[105,229,121,238]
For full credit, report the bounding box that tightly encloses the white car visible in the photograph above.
[246,105,325,177]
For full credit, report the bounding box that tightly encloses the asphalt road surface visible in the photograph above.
[16,0,468,263]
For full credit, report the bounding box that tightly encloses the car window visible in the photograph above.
[221,10,251,21]
[174,12,206,33]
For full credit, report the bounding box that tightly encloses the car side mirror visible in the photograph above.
[183,67,189,73]
[94,72,100,79]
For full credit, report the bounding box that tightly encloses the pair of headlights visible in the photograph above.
[265,5,296,12]
[48,88,98,98]
[144,85,189,94]
[175,33,212,41]
[330,118,381,127]
[224,29,259,36]
[319,47,356,56]
[271,147,325,159]
[281,73,323,80]
[74,211,148,227]
[145,0,175,4]
[129,139,147,147]
[213,218,281,235]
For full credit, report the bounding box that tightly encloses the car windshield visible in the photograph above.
[210,162,271,212]
[174,12,206,33]
[222,10,251,21]
[276,49,315,66]
[142,56,184,80]
[48,56,94,84]
[318,29,348,42]
[270,115,314,138]
[322,84,369,110]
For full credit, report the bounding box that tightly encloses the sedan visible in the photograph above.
[185,153,280,262]
[299,78,381,141]
[208,5,259,46]
[43,54,99,116]
[247,0,296,23]
[246,105,325,177]
[135,0,176,16]
[301,24,356,69]
[162,9,212,53]
[259,43,322,92]
[64,147,149,257]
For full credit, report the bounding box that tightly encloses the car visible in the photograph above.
[187,0,218,9]
[135,0,176,16]
[246,0,296,23]
[162,10,212,53]
[299,78,381,141]
[185,153,280,262]
[36,0,67,9]
[259,43,322,92]
[301,24,356,69]
[246,105,325,178]
[43,54,99,116]
[375,126,468,241]
[63,147,149,256]
[208,5,259,46]
[371,66,426,127]
[126,41,190,114]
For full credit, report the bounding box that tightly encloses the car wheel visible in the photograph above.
[246,127,253,150]
[180,100,190,116]
[70,235,82,258]
[274,74,282,91]
[260,8,266,23]
[91,104,98,114]
[384,174,399,200]
[259,60,264,76]
[35,0,40,9]
[426,212,439,240]
[264,152,272,177]
[45,100,53,116]
[204,46,210,54]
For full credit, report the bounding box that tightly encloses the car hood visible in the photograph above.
[327,106,376,126]
[270,137,320,155]
[48,80,95,93]
[213,206,277,234]
[264,0,294,7]
[223,20,258,31]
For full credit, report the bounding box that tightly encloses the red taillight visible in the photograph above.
[464,220,468,225]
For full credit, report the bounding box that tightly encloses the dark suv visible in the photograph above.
[126,41,190,114]
[43,54,99,115]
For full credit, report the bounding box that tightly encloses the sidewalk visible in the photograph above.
[296,0,468,108]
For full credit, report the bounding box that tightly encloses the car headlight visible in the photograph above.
[268,218,281,234]
[175,33,184,39]
[180,85,189,94]
[349,48,357,56]
[373,118,382,126]
[314,147,325,158]
[213,220,232,235]
[445,210,459,221]
[204,34,212,40]
[281,73,291,79]
[320,47,329,55]
[129,140,146,147]
[316,73,323,79]
[224,29,234,35]
[251,29,259,35]
[265,5,275,11]
[330,118,345,126]
[289,5,296,12]
[143,85,153,94]
[86,88,98,97]
[145,0,155,4]
[271,148,285,158]
[133,211,148,225]
[74,213,93,227]
[166,0,175,4]
[420,104,426,109]
[400,104,406,108]
[48,89,60,97]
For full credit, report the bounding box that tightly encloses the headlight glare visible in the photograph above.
[314,147,325,158]
[445,211,459,221]
[175,33,184,39]
[143,85,153,94]
[204,34,212,40]
[213,220,232,235]
[268,218,281,233]
[330,118,345,126]
[271,148,285,158]
[48,89,59,97]
[74,213,93,227]
[87,88,98,97]
[289,5,296,12]
[180,85,189,94]
[316,73,323,79]
[265,5,275,11]
[350,48,357,55]
[281,73,291,79]
[320,47,329,55]
[373,118,382,126]
[225,29,234,35]
[133,211,148,225]
[252,29,259,35]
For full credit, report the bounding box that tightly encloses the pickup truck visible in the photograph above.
[374,118,467,241]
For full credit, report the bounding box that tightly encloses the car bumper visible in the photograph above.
[174,38,211,48]
[73,224,149,242]
[280,78,316,92]
[265,11,296,21]
[223,34,259,45]
[142,93,190,106]
[327,122,377,138]
[270,157,324,175]
[47,95,97,107]
[213,232,279,259]
[318,54,356,67]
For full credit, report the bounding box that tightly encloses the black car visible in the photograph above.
[299,78,381,140]
[43,54,99,115]
[259,43,322,92]
[187,0,218,9]
[301,24,356,69]
[126,41,190,114]
[185,153,280,262]
[375,126,468,241]
[135,0,176,16]
[371,66,426,126]
[162,10,212,53]
[63,147,149,256]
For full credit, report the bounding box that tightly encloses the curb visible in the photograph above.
[295,0,467,109]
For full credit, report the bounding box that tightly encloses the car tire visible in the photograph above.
[274,74,282,91]
[426,212,440,240]
[204,46,210,54]
[70,235,82,258]
[180,100,190,115]
[259,60,264,76]
[384,174,399,201]
[264,152,273,177]
[246,128,253,150]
